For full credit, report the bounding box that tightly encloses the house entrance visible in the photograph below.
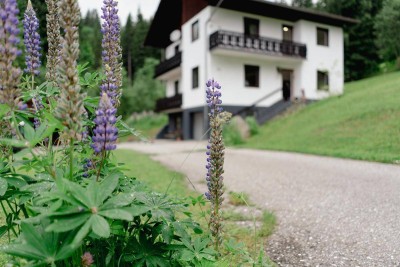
[280,69,293,101]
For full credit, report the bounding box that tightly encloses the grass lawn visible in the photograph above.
[118,114,167,143]
[242,71,400,163]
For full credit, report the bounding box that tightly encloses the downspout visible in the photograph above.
[203,0,224,138]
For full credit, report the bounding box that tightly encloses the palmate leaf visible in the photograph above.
[0,178,7,196]
[137,193,179,221]
[1,221,80,265]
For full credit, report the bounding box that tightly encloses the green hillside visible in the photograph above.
[242,71,400,163]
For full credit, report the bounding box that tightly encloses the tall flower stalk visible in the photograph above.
[45,0,61,85]
[0,0,22,109]
[23,0,42,129]
[55,0,85,141]
[100,0,122,105]
[23,0,41,77]
[205,79,226,253]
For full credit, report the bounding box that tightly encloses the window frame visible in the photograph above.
[317,27,329,46]
[192,67,199,89]
[244,65,260,88]
[191,20,199,42]
[317,70,329,91]
[244,17,260,37]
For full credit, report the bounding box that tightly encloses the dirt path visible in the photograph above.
[119,141,400,266]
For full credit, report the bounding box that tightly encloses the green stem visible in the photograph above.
[96,150,106,182]
[0,201,18,237]
[69,138,74,181]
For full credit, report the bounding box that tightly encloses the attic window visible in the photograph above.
[317,27,329,46]
[192,20,199,42]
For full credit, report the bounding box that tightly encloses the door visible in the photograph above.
[280,69,293,101]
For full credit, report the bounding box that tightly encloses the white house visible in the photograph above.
[145,0,357,140]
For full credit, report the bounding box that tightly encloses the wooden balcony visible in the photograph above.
[155,52,182,78]
[209,30,307,59]
[155,94,182,112]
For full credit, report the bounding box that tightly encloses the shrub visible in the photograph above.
[246,116,260,136]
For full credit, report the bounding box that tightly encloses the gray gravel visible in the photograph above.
[118,141,400,267]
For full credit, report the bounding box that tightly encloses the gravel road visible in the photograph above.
[119,141,400,267]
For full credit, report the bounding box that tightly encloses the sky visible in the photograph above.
[78,0,161,23]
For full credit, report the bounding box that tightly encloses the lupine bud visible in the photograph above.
[100,0,122,105]
[23,0,41,76]
[45,0,61,84]
[91,93,118,154]
[55,0,86,140]
[0,0,22,108]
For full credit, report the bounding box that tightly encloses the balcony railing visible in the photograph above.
[155,52,182,78]
[155,94,182,112]
[209,30,307,58]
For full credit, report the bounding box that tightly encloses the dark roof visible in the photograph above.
[145,0,358,48]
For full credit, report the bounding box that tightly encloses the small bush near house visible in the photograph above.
[223,121,245,146]
[246,116,260,136]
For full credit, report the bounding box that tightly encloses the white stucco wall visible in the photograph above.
[165,76,181,97]
[165,40,181,60]
[181,7,212,109]
[295,20,344,99]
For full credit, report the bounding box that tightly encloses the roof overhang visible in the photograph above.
[145,0,358,48]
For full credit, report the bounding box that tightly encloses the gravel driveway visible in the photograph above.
[119,141,400,267]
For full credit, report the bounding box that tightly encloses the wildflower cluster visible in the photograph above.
[205,79,226,252]
[0,0,21,108]
[23,0,41,76]
[100,0,122,104]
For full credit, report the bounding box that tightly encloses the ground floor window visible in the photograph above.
[192,67,199,89]
[317,71,329,91]
[244,65,259,87]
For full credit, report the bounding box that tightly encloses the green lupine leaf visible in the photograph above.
[0,138,29,148]
[64,180,93,207]
[97,172,119,205]
[102,192,135,209]
[122,205,150,217]
[46,214,91,233]
[0,226,7,238]
[23,123,36,143]
[91,215,110,238]
[1,244,46,261]
[0,178,7,196]
[20,223,48,255]
[98,209,133,221]
[72,219,92,245]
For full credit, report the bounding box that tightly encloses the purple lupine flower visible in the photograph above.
[206,79,223,115]
[0,0,22,108]
[23,0,41,76]
[100,0,122,105]
[82,158,93,178]
[91,93,118,154]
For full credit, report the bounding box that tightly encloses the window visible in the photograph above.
[174,80,179,95]
[244,17,259,37]
[317,71,329,90]
[192,67,199,89]
[282,25,293,42]
[317,27,329,46]
[174,44,180,55]
[244,65,259,87]
[192,20,199,41]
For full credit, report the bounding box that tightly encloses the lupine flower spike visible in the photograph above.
[55,0,86,140]
[45,0,61,85]
[91,93,118,154]
[205,78,227,253]
[100,0,122,105]
[0,0,22,108]
[23,0,41,76]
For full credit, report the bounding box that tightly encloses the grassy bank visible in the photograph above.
[242,71,400,163]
